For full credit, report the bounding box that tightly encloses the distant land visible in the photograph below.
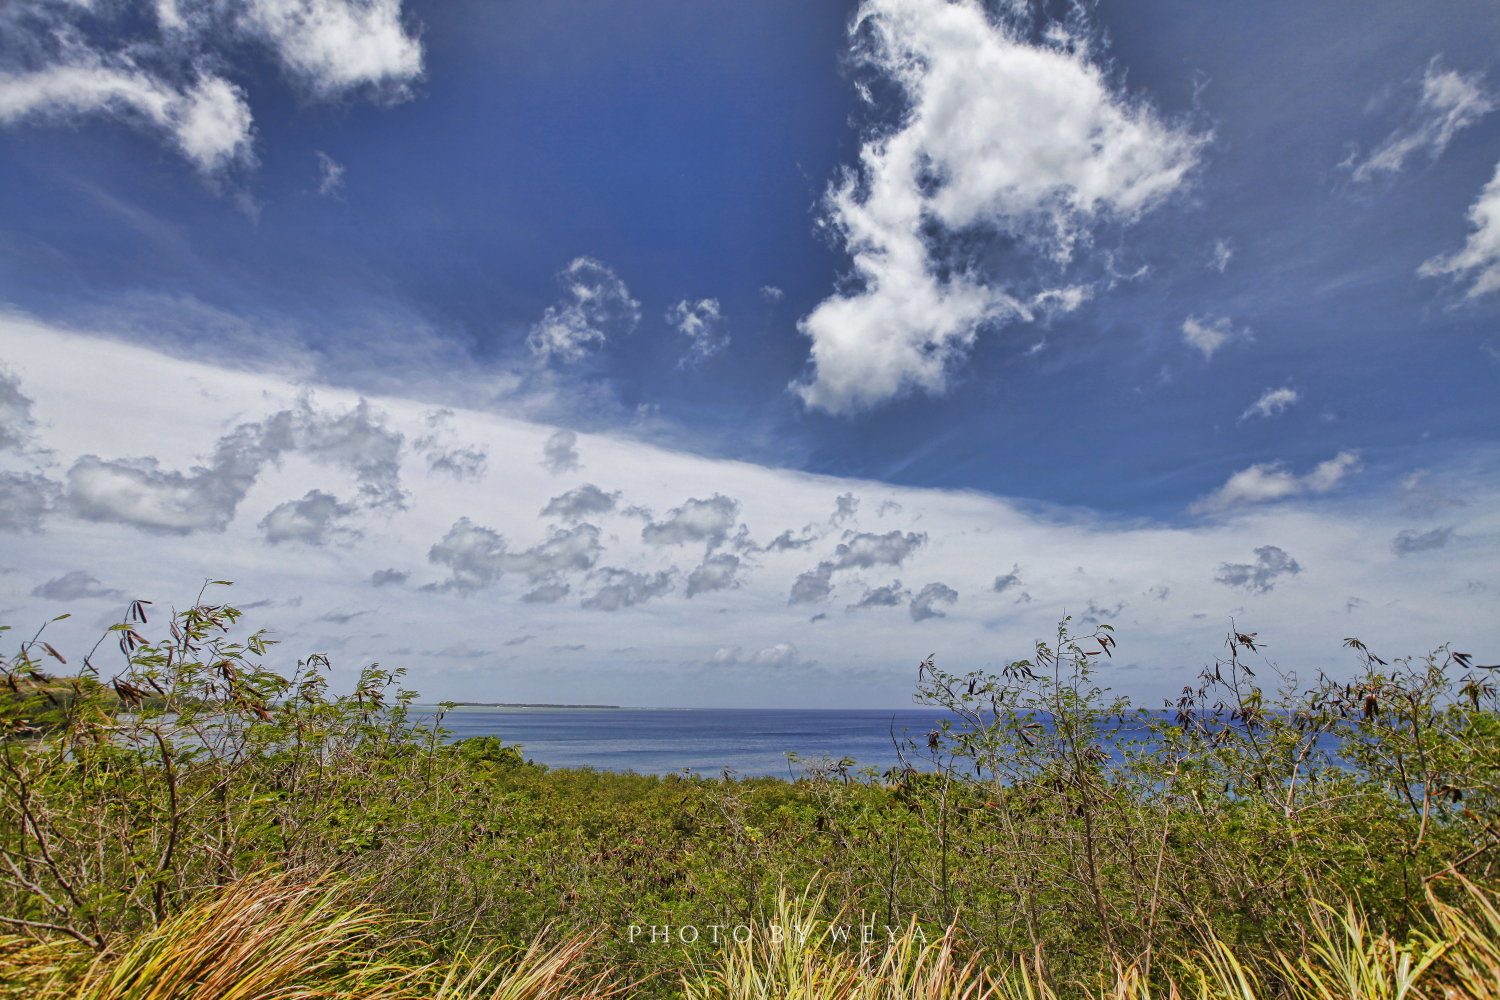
[447,702,622,709]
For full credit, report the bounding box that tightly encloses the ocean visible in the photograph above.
[414,706,960,778]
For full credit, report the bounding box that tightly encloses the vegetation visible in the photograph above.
[0,583,1497,998]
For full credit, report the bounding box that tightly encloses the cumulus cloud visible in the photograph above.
[848,580,907,610]
[1189,451,1361,514]
[521,582,570,604]
[0,368,37,452]
[789,529,926,604]
[581,568,674,610]
[792,0,1204,413]
[0,472,60,533]
[31,570,124,602]
[667,298,728,367]
[258,489,357,545]
[541,429,580,474]
[370,568,408,586]
[642,494,740,550]
[1214,545,1301,594]
[425,518,602,593]
[424,444,487,481]
[1240,387,1300,422]
[64,397,406,535]
[1419,157,1500,298]
[1392,526,1454,556]
[541,484,619,523]
[1182,314,1248,360]
[910,581,957,621]
[686,553,741,598]
[238,0,424,99]
[831,492,859,525]
[760,285,784,302]
[0,0,422,177]
[527,258,640,362]
[1348,59,1495,183]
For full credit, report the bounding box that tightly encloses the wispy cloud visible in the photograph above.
[1347,58,1495,182]
[667,299,728,367]
[1182,314,1248,360]
[1420,157,1500,298]
[1189,451,1361,514]
[1214,545,1300,594]
[527,258,640,363]
[1240,387,1300,422]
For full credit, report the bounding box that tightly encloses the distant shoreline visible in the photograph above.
[445,702,621,709]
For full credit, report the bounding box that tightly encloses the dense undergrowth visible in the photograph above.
[1,583,1498,998]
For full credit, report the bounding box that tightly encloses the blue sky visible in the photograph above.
[0,0,1496,707]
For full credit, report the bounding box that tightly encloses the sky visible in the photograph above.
[0,0,1496,708]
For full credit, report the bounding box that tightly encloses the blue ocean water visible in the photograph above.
[414,707,959,778]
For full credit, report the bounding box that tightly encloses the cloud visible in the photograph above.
[63,397,406,535]
[909,581,958,621]
[789,529,926,604]
[760,286,784,302]
[0,0,422,179]
[1189,451,1361,514]
[424,444,487,481]
[370,568,408,586]
[667,298,728,366]
[848,580,907,610]
[0,368,37,452]
[763,527,821,552]
[521,583,570,604]
[259,489,357,545]
[993,563,1022,593]
[1240,387,1300,422]
[831,492,859,525]
[711,642,802,669]
[1181,314,1248,359]
[1348,59,1495,182]
[0,61,254,175]
[1209,239,1233,272]
[425,517,603,594]
[426,517,507,593]
[686,553,741,597]
[0,472,59,533]
[1419,157,1500,299]
[1214,545,1301,594]
[527,258,640,362]
[314,150,345,197]
[1392,526,1454,556]
[792,0,1205,413]
[541,484,619,523]
[31,570,123,602]
[238,0,424,99]
[642,495,740,550]
[541,429,580,474]
[581,568,674,611]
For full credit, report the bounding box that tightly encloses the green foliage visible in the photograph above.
[1,587,1497,1000]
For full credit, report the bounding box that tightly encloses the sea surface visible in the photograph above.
[413,706,960,778]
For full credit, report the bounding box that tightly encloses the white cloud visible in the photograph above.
[239,0,423,99]
[1190,451,1362,514]
[712,642,802,669]
[641,495,740,550]
[1419,157,1500,298]
[667,298,728,367]
[1181,313,1248,360]
[759,286,784,302]
[793,0,1205,413]
[1348,59,1495,182]
[0,63,254,174]
[1239,386,1300,422]
[527,258,640,363]
[3,318,1498,710]
[0,0,421,177]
